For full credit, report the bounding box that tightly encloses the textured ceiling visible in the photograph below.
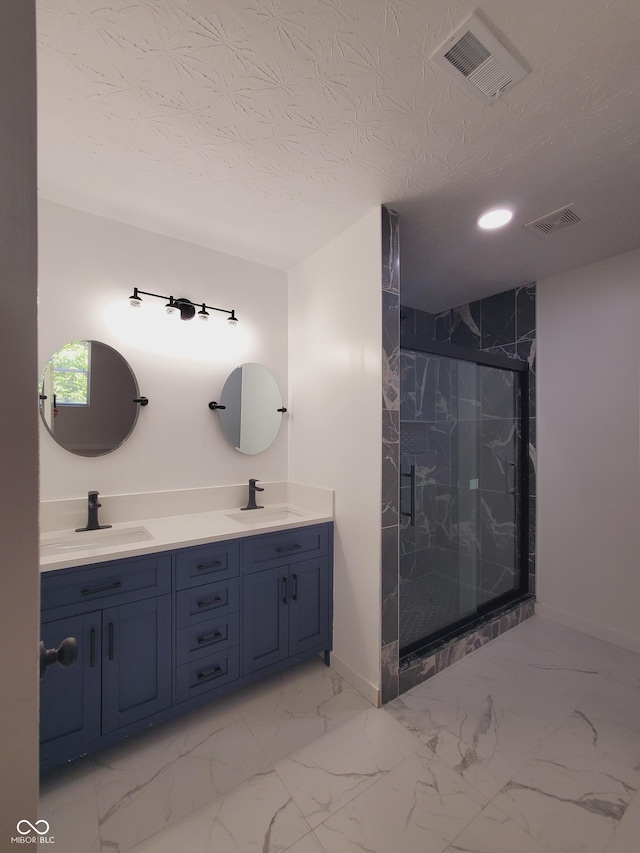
[37,0,640,311]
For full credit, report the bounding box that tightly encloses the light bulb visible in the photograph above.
[477,208,513,230]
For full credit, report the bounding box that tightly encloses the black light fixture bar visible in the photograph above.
[129,288,238,324]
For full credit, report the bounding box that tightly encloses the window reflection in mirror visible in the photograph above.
[39,340,141,457]
[218,363,284,455]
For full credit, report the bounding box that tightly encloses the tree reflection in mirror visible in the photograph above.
[39,340,142,457]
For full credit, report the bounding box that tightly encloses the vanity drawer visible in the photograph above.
[176,647,240,702]
[241,525,328,570]
[175,542,239,589]
[176,613,240,664]
[41,554,172,617]
[176,578,239,627]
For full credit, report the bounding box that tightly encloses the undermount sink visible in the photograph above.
[40,525,153,556]
[226,508,305,525]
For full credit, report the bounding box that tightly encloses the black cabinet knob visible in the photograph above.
[39,636,78,680]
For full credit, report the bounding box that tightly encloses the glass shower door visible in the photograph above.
[399,348,526,655]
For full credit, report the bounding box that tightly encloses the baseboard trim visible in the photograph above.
[535,603,640,655]
[329,653,380,707]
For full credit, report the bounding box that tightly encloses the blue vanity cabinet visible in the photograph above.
[40,553,172,771]
[174,541,241,703]
[101,595,172,734]
[40,523,333,772]
[241,526,333,676]
[288,557,331,657]
[241,565,289,673]
[39,612,102,768]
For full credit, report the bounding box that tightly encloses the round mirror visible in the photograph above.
[218,363,284,455]
[39,340,143,457]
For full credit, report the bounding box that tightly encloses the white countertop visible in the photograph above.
[40,503,333,572]
[40,483,334,573]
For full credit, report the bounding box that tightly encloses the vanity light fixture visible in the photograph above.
[127,288,238,324]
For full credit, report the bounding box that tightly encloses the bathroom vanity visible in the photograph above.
[39,491,333,773]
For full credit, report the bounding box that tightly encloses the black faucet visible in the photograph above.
[75,491,112,532]
[241,479,264,511]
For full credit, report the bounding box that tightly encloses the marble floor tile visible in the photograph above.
[274,707,420,828]
[313,746,488,853]
[603,836,636,853]
[242,658,371,762]
[483,617,592,665]
[487,649,606,703]
[532,708,640,789]
[96,717,271,851]
[609,649,640,690]
[39,754,99,813]
[443,802,547,853]
[449,645,530,685]
[603,787,640,853]
[387,655,508,737]
[129,769,311,853]
[486,615,578,655]
[91,689,246,785]
[577,676,640,735]
[230,658,343,718]
[39,762,100,853]
[492,747,634,853]
[284,831,327,853]
[552,630,632,675]
[440,682,576,798]
[36,624,640,853]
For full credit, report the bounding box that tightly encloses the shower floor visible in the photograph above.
[399,572,494,650]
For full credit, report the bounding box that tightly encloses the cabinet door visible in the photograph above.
[241,566,289,675]
[102,595,172,734]
[288,558,331,657]
[40,613,101,766]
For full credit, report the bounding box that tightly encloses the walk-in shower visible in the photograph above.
[399,341,529,657]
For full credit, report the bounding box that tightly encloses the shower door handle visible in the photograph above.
[401,464,416,527]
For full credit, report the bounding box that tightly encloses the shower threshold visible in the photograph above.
[400,592,535,668]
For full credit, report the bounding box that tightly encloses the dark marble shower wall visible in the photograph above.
[379,282,536,704]
[381,207,401,703]
[399,354,522,645]
[400,285,537,598]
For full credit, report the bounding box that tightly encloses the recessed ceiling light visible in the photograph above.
[477,208,513,230]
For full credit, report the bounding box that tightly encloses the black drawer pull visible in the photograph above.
[282,576,288,605]
[292,573,298,601]
[276,543,302,554]
[81,581,122,597]
[108,622,115,661]
[89,627,96,668]
[196,596,224,608]
[197,631,223,645]
[196,560,223,572]
[196,665,223,682]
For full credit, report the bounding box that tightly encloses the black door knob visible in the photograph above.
[39,636,78,680]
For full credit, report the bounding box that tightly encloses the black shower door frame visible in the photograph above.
[399,339,530,658]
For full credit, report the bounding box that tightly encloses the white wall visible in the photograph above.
[289,207,382,703]
[0,0,39,840]
[537,249,640,651]
[38,200,289,500]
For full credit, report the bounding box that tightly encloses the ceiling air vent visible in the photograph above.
[431,12,528,104]
[524,205,582,236]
